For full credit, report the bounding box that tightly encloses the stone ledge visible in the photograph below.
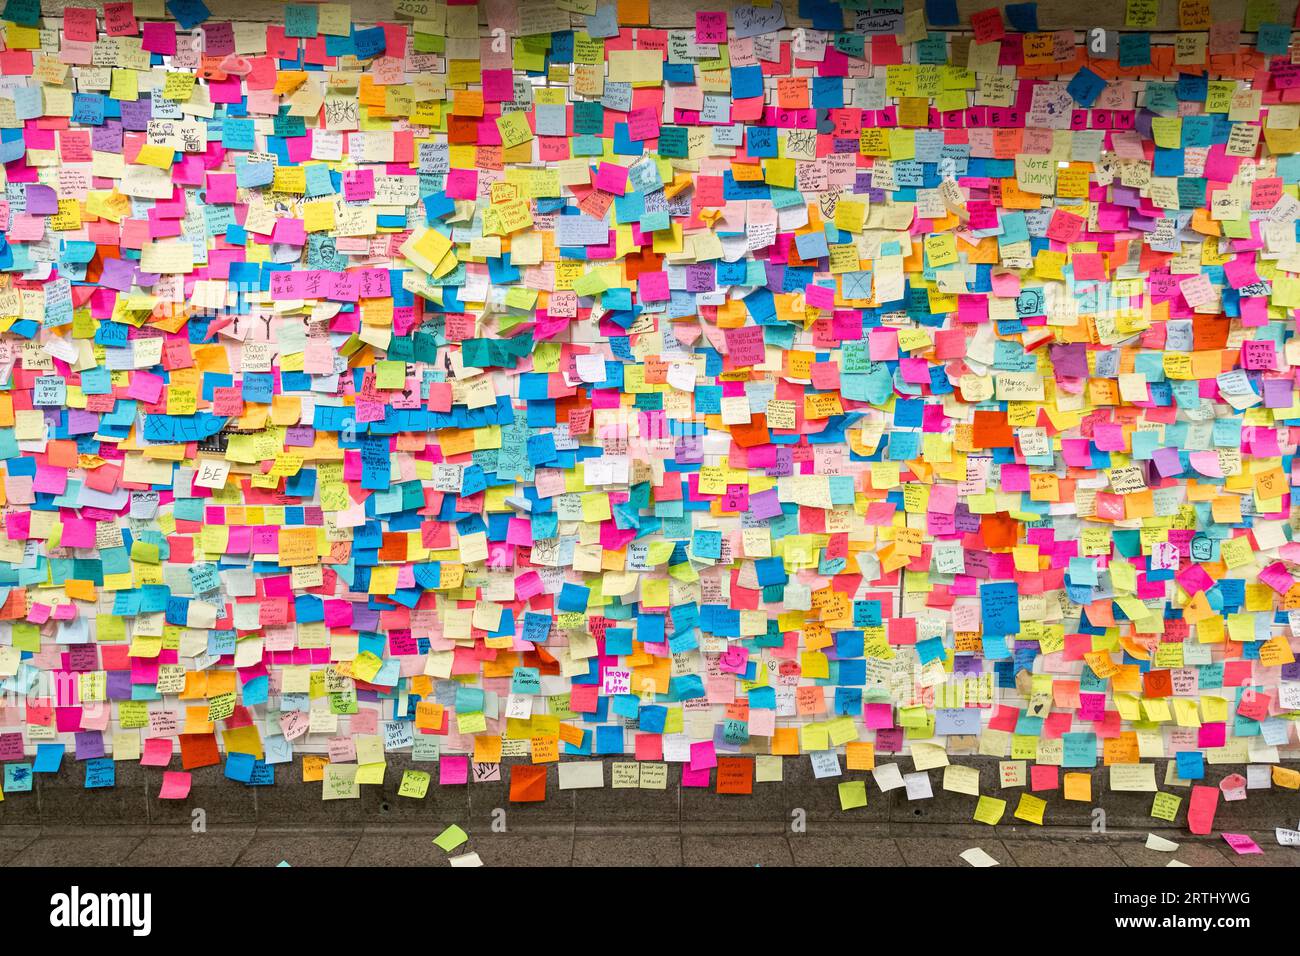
[1,756,1295,833]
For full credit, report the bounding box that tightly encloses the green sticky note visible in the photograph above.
[130,541,160,565]
[375,360,406,390]
[434,824,469,852]
[838,780,868,811]
[1151,791,1182,821]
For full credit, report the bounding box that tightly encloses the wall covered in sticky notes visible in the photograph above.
[0,0,1298,822]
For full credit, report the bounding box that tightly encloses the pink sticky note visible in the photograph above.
[695,11,727,44]
[689,741,717,771]
[681,766,712,788]
[445,168,479,200]
[159,771,192,800]
[349,708,378,735]
[205,173,238,203]
[724,325,766,366]
[1188,784,1219,835]
[271,218,306,246]
[1030,765,1059,791]
[439,755,469,785]
[805,284,835,310]
[637,271,670,302]
[1222,833,1263,855]
[594,163,628,195]
[864,702,893,729]
[343,168,375,202]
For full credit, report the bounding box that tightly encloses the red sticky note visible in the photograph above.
[1188,784,1219,835]
[970,7,1006,43]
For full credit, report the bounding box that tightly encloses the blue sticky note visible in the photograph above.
[1005,2,1038,31]
[979,581,1021,637]
[2,0,40,25]
[34,743,65,773]
[1066,67,1106,108]
[1118,32,1150,69]
[4,763,33,792]
[352,26,386,60]
[1257,23,1292,56]
[691,529,723,560]
[166,0,210,30]
[1062,732,1098,768]
[224,752,256,783]
[85,758,116,788]
[1175,750,1205,780]
[1069,557,1098,586]
[924,0,959,26]
[731,65,764,100]
[585,4,620,39]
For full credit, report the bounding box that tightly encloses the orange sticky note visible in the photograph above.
[845,741,876,771]
[509,764,547,802]
[472,734,502,764]
[301,754,327,785]
[1064,772,1092,802]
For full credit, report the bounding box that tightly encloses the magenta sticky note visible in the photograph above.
[440,755,469,785]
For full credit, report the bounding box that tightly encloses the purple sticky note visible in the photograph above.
[74,731,106,760]
[24,184,57,215]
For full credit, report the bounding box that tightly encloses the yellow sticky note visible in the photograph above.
[1013,793,1046,825]
[973,795,1007,825]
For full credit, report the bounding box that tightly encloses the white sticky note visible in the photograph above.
[872,763,905,792]
[1145,833,1179,852]
[557,760,605,790]
[960,847,1000,867]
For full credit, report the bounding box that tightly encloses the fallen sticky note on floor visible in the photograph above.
[960,847,1000,867]
[449,852,483,867]
[1145,833,1179,852]
[434,825,469,852]
[1167,860,1191,867]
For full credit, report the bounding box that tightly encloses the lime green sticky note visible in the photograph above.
[375,360,406,390]
[838,780,868,811]
[1151,791,1182,821]
[398,770,430,799]
[434,824,469,852]
[130,541,161,565]
[496,111,534,148]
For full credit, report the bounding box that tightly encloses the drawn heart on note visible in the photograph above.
[220,54,254,76]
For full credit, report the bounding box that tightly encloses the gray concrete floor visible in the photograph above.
[2,826,1294,866]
